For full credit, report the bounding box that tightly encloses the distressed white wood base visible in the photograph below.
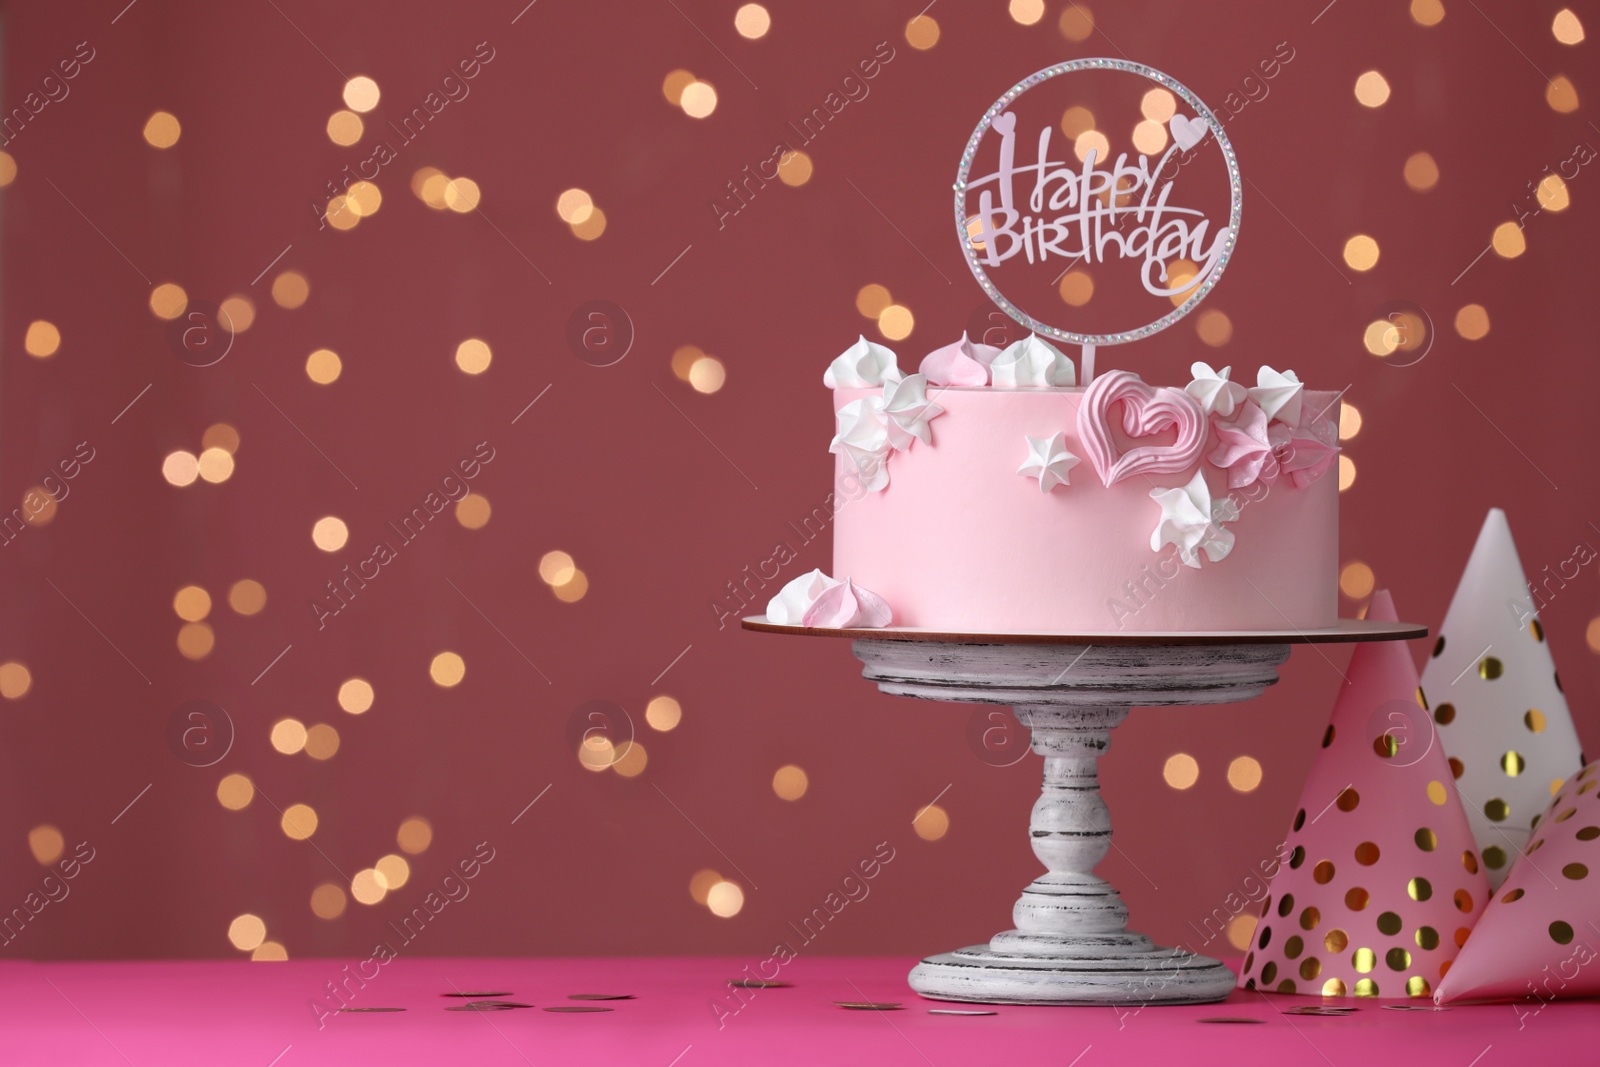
[851,639,1292,1007]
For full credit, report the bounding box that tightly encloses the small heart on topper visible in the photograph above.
[1169,114,1209,152]
[1077,370,1207,487]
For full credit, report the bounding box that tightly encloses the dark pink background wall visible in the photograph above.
[1,0,1595,961]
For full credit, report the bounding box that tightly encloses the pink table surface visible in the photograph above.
[1,956,1593,1065]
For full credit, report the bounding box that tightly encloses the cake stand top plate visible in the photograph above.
[740,616,1427,646]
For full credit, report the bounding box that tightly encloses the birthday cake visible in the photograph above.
[788,334,1339,634]
[764,59,1341,634]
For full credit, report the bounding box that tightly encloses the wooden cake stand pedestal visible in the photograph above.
[744,618,1425,1007]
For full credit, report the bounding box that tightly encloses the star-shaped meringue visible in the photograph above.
[1150,470,1237,569]
[823,335,903,388]
[1185,361,1248,418]
[1247,366,1303,425]
[881,373,945,450]
[829,396,892,491]
[1207,402,1288,489]
[1017,432,1081,492]
[920,332,998,387]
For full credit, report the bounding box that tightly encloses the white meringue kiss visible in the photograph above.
[823,335,904,388]
[766,569,842,625]
[989,334,1076,388]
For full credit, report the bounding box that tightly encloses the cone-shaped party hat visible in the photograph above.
[1419,508,1586,887]
[1435,759,1600,1004]
[1239,590,1490,999]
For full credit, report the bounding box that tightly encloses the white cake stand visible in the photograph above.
[743,616,1426,1006]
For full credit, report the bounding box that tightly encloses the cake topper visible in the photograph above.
[955,59,1242,381]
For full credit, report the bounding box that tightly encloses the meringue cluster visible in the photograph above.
[1189,362,1339,492]
[825,331,1079,492]
[1148,362,1340,569]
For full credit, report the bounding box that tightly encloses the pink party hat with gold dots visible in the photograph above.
[1419,508,1586,888]
[1238,590,1490,1000]
[1435,759,1600,1004]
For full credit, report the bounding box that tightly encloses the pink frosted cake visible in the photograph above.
[779,333,1341,634]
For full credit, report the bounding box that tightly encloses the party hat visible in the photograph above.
[1419,508,1586,887]
[1435,760,1600,1004]
[1238,590,1489,999]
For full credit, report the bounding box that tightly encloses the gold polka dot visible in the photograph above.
[1576,826,1600,841]
[1408,877,1432,902]
[1414,828,1437,851]
[1325,928,1349,952]
[1353,947,1376,973]
[1298,957,1320,981]
[1556,807,1577,823]
[1300,907,1320,931]
[1501,888,1524,903]
[1293,809,1306,832]
[1314,860,1336,884]
[1374,733,1398,759]
[1431,635,1446,658]
[1526,709,1546,733]
[1415,926,1439,950]
[1530,618,1545,642]
[1386,947,1411,971]
[1278,893,1295,918]
[1260,960,1278,985]
[1284,934,1304,959]
[1463,851,1479,874]
[1449,757,1464,780]
[1322,978,1347,997]
[1258,925,1272,950]
[1454,927,1471,948]
[1434,703,1456,725]
[1288,845,1306,869]
[1426,780,1448,806]
[1346,887,1369,911]
[1406,976,1431,998]
[1484,798,1509,822]
[1454,889,1474,913]
[1501,751,1525,777]
[1562,862,1589,880]
[1529,838,1545,854]
[1336,788,1360,812]
[1551,920,1574,945]
[1354,841,1380,865]
[1478,656,1503,679]
[1376,911,1401,936]
[1322,724,1336,748]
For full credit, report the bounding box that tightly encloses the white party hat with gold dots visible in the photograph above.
[1436,759,1600,1003]
[1419,508,1587,888]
